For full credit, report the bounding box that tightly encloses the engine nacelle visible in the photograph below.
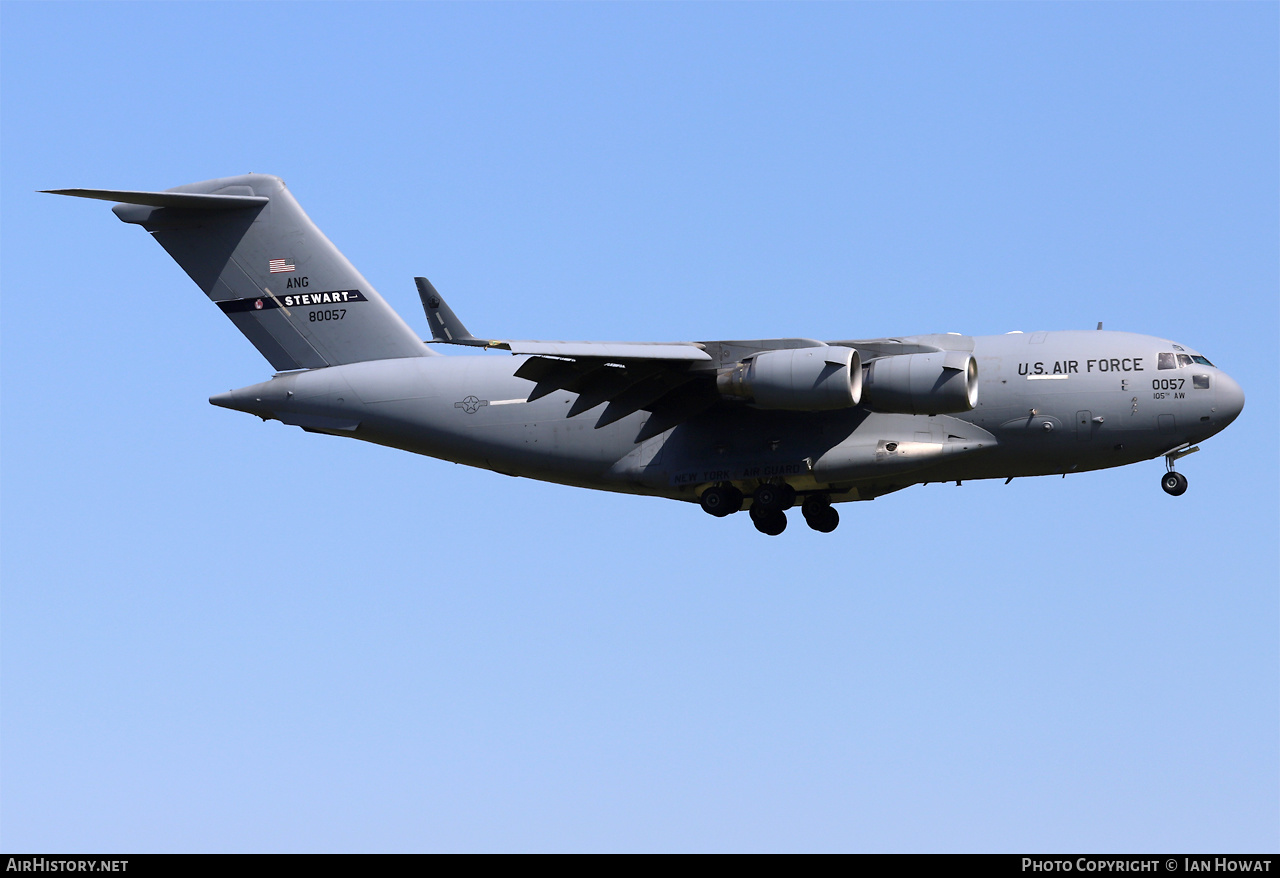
[861,351,979,415]
[717,347,862,411]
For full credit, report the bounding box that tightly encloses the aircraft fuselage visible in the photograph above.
[211,329,1244,506]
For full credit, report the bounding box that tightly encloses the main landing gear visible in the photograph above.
[748,483,794,536]
[699,483,840,535]
[1161,443,1198,496]
[699,484,744,517]
[802,495,839,533]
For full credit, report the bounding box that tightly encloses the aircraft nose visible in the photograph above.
[1216,371,1245,428]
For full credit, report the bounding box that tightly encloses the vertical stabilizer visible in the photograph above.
[47,174,433,369]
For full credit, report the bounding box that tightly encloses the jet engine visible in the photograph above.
[860,351,978,415]
[717,347,862,411]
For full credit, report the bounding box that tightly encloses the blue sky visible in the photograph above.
[2,1,1276,852]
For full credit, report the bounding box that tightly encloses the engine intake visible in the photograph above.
[718,347,862,411]
[861,351,979,414]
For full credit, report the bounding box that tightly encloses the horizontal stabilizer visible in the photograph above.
[42,188,268,210]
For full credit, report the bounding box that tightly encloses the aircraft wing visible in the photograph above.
[417,277,710,361]
[496,340,711,360]
[416,278,970,441]
[418,278,726,439]
[831,337,953,359]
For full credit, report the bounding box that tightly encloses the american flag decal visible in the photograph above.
[268,258,296,273]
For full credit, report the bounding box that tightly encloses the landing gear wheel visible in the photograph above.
[751,509,787,536]
[806,506,839,533]
[753,483,796,513]
[802,495,839,533]
[1161,471,1188,496]
[700,485,743,517]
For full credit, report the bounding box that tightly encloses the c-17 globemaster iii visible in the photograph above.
[47,174,1245,535]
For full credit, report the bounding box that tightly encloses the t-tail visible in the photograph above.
[45,174,433,370]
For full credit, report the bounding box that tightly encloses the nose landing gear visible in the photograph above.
[1161,443,1198,496]
[1161,471,1188,496]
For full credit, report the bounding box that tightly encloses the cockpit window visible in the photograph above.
[1161,351,1213,368]
[1193,374,1210,390]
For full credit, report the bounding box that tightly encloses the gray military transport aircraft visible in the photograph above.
[48,174,1245,535]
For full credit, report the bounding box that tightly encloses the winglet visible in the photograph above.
[416,277,492,347]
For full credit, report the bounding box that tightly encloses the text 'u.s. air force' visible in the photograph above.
[1019,358,1145,376]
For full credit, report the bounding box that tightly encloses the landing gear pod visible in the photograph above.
[717,347,862,411]
[861,351,979,415]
